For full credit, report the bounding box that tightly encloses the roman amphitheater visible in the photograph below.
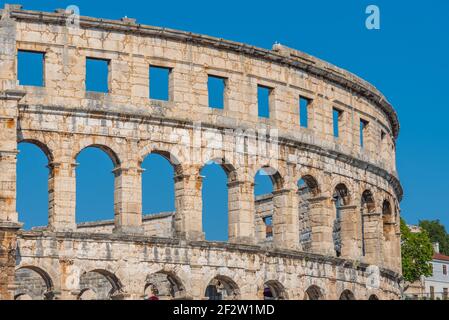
[0,4,403,300]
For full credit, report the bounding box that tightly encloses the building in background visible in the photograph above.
[404,239,449,300]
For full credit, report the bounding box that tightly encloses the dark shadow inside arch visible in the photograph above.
[382,200,394,239]
[263,280,287,300]
[339,289,356,300]
[15,266,54,300]
[304,285,323,300]
[75,146,115,225]
[201,159,230,241]
[78,269,122,300]
[205,276,239,300]
[144,271,185,300]
[298,175,320,252]
[361,190,376,256]
[332,183,350,257]
[141,153,175,215]
[17,141,51,230]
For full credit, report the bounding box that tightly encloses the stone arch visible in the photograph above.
[16,140,53,230]
[75,144,119,225]
[254,165,284,191]
[262,280,287,300]
[382,199,394,235]
[18,139,54,162]
[75,144,121,167]
[140,149,182,171]
[339,289,356,300]
[331,183,351,257]
[297,175,321,251]
[368,294,379,300]
[304,285,324,300]
[138,142,186,174]
[204,275,240,300]
[140,150,181,216]
[298,175,320,196]
[78,269,123,300]
[144,270,186,300]
[361,190,375,213]
[382,199,396,268]
[254,165,285,243]
[201,157,239,241]
[14,266,54,300]
[360,190,376,256]
[333,183,351,205]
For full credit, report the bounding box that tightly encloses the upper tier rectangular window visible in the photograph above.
[208,75,226,109]
[18,50,45,87]
[86,57,109,93]
[333,108,342,138]
[150,66,171,101]
[258,85,272,118]
[299,96,310,128]
[360,119,369,148]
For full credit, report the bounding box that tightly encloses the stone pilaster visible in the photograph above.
[362,212,382,265]
[0,221,22,300]
[272,188,299,250]
[113,163,143,234]
[227,179,255,244]
[174,166,204,241]
[0,90,25,300]
[309,196,334,255]
[48,160,77,231]
[339,205,361,260]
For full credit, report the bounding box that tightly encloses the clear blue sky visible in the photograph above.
[8,0,449,237]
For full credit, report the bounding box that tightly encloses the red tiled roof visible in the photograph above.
[433,253,449,262]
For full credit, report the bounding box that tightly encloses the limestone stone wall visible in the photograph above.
[77,212,174,237]
[0,4,403,300]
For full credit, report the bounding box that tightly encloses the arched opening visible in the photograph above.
[205,276,239,300]
[339,289,355,300]
[254,167,282,242]
[382,200,393,240]
[17,141,52,230]
[263,281,287,300]
[141,152,175,215]
[14,266,54,300]
[201,159,231,241]
[361,190,375,256]
[304,285,323,300]
[78,269,122,300]
[144,271,185,300]
[298,175,319,251]
[75,146,118,226]
[332,184,350,257]
[369,294,379,300]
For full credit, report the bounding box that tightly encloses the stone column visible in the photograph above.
[48,159,77,231]
[57,259,81,300]
[272,188,299,250]
[228,178,255,244]
[174,166,204,240]
[339,205,361,260]
[362,212,382,265]
[309,196,334,256]
[113,163,143,234]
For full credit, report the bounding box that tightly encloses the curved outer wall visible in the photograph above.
[0,5,402,300]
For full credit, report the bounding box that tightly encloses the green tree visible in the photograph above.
[419,220,449,255]
[401,218,433,282]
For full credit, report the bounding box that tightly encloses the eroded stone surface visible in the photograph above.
[0,5,403,300]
